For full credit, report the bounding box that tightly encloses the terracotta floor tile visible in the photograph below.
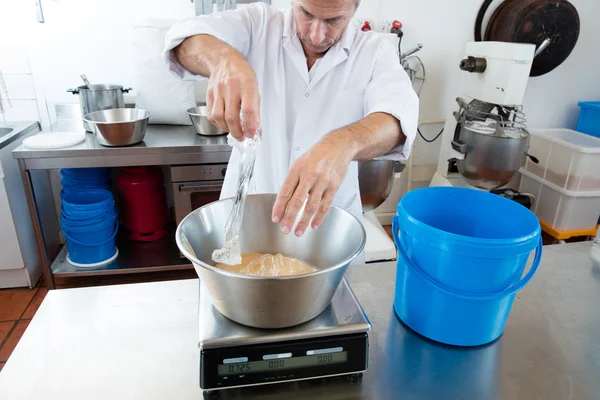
[0,320,30,362]
[0,321,15,345]
[21,287,48,320]
[383,225,393,241]
[0,288,37,321]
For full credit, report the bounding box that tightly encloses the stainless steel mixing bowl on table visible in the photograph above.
[176,194,366,329]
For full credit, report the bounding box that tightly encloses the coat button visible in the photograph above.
[305,93,309,97]
[295,146,300,151]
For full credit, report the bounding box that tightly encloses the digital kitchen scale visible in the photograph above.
[198,278,371,399]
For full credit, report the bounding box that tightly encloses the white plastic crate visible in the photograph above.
[519,169,600,233]
[524,128,600,192]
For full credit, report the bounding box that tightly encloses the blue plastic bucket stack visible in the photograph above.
[392,187,542,347]
[60,168,112,195]
[60,169,118,267]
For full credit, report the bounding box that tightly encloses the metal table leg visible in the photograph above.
[18,159,55,289]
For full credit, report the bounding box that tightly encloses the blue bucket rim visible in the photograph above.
[62,189,114,206]
[396,187,541,247]
[61,215,117,233]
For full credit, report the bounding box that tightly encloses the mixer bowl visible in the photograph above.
[358,160,405,212]
[176,194,366,329]
[457,123,530,190]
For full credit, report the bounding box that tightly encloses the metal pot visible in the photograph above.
[187,106,227,136]
[83,108,150,147]
[175,194,366,329]
[456,122,531,190]
[358,160,405,212]
[68,84,132,131]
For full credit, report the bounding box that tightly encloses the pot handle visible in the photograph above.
[526,153,540,164]
[67,88,79,94]
[121,88,133,93]
[394,162,406,173]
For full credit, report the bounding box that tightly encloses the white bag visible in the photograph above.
[133,19,197,125]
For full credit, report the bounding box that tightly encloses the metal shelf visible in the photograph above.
[51,227,192,278]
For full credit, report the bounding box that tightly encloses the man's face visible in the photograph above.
[292,0,357,56]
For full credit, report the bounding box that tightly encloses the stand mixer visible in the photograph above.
[430,41,540,191]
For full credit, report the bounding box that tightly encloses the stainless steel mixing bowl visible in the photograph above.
[187,106,227,136]
[176,194,366,329]
[83,108,150,147]
[358,160,405,212]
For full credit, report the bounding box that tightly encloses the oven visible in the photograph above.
[171,164,228,226]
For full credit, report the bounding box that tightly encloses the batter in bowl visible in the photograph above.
[215,253,315,277]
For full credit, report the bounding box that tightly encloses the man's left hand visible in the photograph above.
[271,137,355,237]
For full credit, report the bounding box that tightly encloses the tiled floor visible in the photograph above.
[0,278,47,372]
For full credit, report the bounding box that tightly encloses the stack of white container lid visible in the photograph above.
[519,128,600,238]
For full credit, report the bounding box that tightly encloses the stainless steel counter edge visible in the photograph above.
[12,122,233,169]
[0,121,40,149]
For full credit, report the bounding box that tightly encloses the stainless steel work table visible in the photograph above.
[12,121,232,288]
[0,242,598,399]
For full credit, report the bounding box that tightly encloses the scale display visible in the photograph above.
[218,352,348,376]
[200,333,368,391]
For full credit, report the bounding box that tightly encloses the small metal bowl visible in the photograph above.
[187,106,227,136]
[84,108,150,147]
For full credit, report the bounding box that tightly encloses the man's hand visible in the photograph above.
[272,113,405,236]
[207,54,261,140]
[173,35,260,140]
[271,136,356,237]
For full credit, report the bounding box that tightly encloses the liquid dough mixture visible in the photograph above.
[215,253,315,277]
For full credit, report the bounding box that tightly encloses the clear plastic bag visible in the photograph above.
[212,133,261,266]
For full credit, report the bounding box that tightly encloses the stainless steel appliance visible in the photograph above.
[358,160,405,213]
[431,42,539,189]
[68,84,132,131]
[451,99,537,189]
[176,193,366,329]
[197,277,370,399]
[358,160,406,264]
[0,122,60,288]
[171,163,228,226]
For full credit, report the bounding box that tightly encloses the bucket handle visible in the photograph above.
[63,222,119,247]
[392,216,543,301]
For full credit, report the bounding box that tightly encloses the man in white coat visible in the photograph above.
[163,0,418,242]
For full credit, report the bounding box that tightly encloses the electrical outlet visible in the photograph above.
[354,18,374,32]
[378,20,401,34]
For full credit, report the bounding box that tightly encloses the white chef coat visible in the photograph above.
[163,3,419,226]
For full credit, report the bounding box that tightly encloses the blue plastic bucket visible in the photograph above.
[577,101,600,138]
[392,218,542,347]
[61,167,110,179]
[61,189,114,214]
[60,168,112,192]
[62,216,118,265]
[395,187,541,293]
[61,207,117,226]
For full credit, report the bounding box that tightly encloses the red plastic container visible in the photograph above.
[116,167,168,242]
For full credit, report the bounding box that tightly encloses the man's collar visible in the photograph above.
[282,7,357,54]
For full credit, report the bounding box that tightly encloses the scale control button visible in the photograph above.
[223,357,248,364]
[263,352,292,360]
[306,347,343,356]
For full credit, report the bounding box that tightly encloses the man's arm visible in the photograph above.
[172,35,261,139]
[271,113,404,236]
[272,38,418,237]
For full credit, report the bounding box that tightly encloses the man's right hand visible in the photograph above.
[173,35,261,140]
[207,53,261,140]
